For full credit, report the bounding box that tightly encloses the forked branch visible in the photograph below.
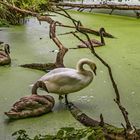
[58,7,132,131]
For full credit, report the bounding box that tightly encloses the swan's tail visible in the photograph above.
[32,81,49,95]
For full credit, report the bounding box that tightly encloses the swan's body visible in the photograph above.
[77,28,106,48]
[0,44,11,65]
[32,58,96,104]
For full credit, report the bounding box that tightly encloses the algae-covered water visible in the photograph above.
[0,11,140,139]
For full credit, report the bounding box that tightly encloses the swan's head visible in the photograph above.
[32,81,48,94]
[38,81,49,93]
[99,27,106,35]
[77,58,97,75]
[89,61,97,75]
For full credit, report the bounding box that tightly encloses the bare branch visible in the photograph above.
[58,7,132,131]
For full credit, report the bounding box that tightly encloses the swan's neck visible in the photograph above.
[32,81,49,94]
[77,60,90,73]
[100,31,105,45]
[32,82,38,94]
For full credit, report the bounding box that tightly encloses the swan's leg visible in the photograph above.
[65,95,69,105]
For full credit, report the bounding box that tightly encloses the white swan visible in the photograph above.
[32,58,97,104]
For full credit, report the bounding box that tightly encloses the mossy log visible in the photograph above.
[68,103,140,140]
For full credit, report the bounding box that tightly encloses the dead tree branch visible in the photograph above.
[68,102,140,140]
[51,2,140,11]
[49,21,68,68]
[58,7,133,131]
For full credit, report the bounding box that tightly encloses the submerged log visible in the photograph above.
[5,94,55,119]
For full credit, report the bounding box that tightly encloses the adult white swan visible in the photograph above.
[32,58,97,104]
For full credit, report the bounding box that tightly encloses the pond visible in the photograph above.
[0,11,140,139]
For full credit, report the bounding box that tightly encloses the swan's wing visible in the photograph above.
[91,39,101,44]
[0,51,7,57]
[40,68,75,80]
[47,68,75,75]
[42,71,82,86]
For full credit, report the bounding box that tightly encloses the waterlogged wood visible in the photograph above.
[68,103,140,140]
[51,2,140,10]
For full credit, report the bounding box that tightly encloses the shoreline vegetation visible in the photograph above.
[0,0,49,26]
[0,0,140,27]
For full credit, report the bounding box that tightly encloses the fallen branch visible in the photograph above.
[51,2,140,11]
[68,102,140,140]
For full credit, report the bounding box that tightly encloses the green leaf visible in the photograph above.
[61,127,75,132]
[56,129,65,138]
